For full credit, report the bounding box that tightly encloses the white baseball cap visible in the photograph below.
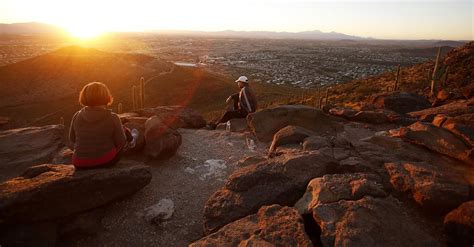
[235,76,248,83]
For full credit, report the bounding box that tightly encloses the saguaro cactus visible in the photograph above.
[140,77,145,108]
[118,103,123,114]
[431,47,442,95]
[314,86,320,108]
[394,64,401,92]
[443,65,450,88]
[319,97,324,109]
[132,86,137,110]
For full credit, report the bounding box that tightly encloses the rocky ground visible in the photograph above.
[1,41,473,247]
[69,128,265,246]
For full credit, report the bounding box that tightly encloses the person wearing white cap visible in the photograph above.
[207,75,258,129]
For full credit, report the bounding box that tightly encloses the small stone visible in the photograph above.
[139,199,175,224]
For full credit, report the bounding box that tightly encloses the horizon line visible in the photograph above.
[0,22,471,42]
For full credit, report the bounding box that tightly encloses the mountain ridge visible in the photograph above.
[0,22,65,34]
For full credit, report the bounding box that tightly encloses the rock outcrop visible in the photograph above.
[294,173,387,214]
[350,110,391,124]
[0,164,152,224]
[313,196,440,247]
[0,125,65,181]
[247,105,342,142]
[294,173,440,246]
[191,205,312,247]
[392,121,473,164]
[433,113,474,146]
[444,200,474,247]
[371,92,431,114]
[384,161,471,214]
[203,151,338,234]
[268,125,316,155]
[408,100,474,122]
[144,116,182,159]
[0,164,151,246]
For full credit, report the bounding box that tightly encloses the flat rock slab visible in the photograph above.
[0,125,64,180]
[0,164,152,224]
[191,205,312,247]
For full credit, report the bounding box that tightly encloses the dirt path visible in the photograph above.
[74,128,266,246]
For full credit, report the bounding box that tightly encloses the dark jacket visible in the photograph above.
[69,107,126,160]
[239,86,257,113]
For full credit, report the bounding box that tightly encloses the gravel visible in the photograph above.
[71,128,266,246]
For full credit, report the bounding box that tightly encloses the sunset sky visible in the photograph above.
[0,0,472,40]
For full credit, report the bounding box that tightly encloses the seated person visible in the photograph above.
[69,82,138,169]
[208,76,257,129]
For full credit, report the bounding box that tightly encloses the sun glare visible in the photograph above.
[67,25,104,39]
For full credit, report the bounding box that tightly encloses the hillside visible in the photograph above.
[0,46,171,107]
[0,46,302,128]
[326,41,474,105]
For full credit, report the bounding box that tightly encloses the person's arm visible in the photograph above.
[112,114,127,149]
[69,112,78,144]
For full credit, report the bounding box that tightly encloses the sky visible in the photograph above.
[0,0,472,40]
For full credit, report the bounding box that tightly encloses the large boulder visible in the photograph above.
[134,106,206,129]
[0,125,64,181]
[268,125,316,155]
[329,108,358,119]
[350,110,390,124]
[408,100,474,121]
[294,173,387,215]
[247,105,342,142]
[392,122,473,164]
[226,118,249,132]
[294,172,440,246]
[371,92,431,114]
[384,161,471,214]
[302,136,331,151]
[191,205,312,247]
[313,196,440,247]
[144,116,182,159]
[0,164,152,224]
[444,200,474,247]
[433,113,474,146]
[203,151,338,234]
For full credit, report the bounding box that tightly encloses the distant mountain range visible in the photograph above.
[0,22,469,44]
[155,29,374,40]
[0,22,65,35]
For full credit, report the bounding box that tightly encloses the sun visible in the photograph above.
[66,24,104,39]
